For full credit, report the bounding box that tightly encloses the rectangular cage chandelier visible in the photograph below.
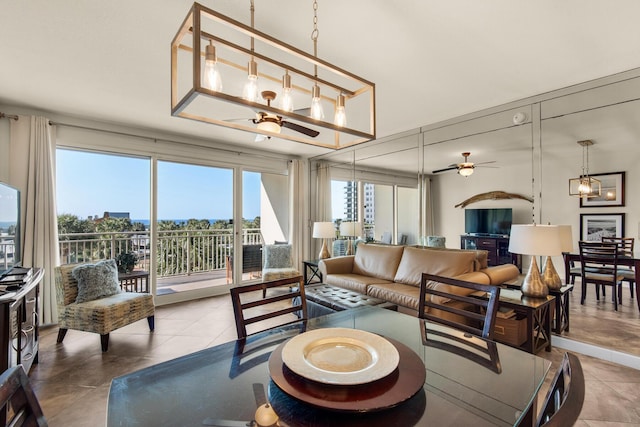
[171,2,376,149]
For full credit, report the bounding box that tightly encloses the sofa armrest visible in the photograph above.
[480,264,520,285]
[453,271,491,285]
[319,256,355,277]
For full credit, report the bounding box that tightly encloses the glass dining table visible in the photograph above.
[107,306,550,427]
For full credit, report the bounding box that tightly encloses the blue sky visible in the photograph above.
[56,149,261,220]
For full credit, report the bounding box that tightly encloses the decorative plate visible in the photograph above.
[280,328,399,385]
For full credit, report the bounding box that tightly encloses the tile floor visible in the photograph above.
[27,289,640,426]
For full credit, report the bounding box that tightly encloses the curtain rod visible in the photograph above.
[48,119,293,162]
[0,112,19,121]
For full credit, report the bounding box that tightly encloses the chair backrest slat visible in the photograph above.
[419,273,500,340]
[537,352,585,427]
[579,241,619,277]
[230,276,307,339]
[0,365,48,427]
[602,237,634,257]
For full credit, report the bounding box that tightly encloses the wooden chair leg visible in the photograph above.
[57,328,68,343]
[101,334,110,352]
[147,316,155,331]
[581,282,586,305]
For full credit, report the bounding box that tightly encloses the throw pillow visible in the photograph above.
[72,259,122,303]
[264,244,292,269]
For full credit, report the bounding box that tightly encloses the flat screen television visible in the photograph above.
[0,182,21,276]
[465,208,512,237]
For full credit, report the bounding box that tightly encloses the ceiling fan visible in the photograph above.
[431,152,496,177]
[233,91,320,142]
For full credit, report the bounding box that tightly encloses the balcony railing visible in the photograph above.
[58,229,263,278]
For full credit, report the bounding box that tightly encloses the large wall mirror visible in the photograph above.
[539,74,640,358]
[311,68,640,361]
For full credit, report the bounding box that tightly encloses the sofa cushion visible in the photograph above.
[367,282,421,311]
[352,244,405,281]
[394,247,477,287]
[72,259,122,303]
[426,272,491,304]
[325,273,393,294]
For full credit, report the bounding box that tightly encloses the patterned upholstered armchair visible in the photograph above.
[54,261,155,352]
[262,244,299,281]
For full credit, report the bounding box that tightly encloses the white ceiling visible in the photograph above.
[2,1,640,159]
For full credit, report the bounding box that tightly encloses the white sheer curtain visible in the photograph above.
[314,161,332,256]
[315,161,332,221]
[288,159,308,267]
[10,116,60,324]
[422,176,434,239]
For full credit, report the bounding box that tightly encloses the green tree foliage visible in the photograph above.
[95,217,134,233]
[211,219,231,230]
[57,213,94,238]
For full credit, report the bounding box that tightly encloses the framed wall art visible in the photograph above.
[580,213,625,241]
[580,171,625,207]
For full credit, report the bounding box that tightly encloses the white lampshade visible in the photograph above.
[340,221,363,237]
[557,225,574,253]
[312,222,335,239]
[508,224,563,256]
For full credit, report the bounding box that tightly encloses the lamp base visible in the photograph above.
[542,256,562,290]
[522,257,549,298]
[345,239,354,256]
[318,240,331,259]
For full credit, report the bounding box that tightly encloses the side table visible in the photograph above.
[302,259,322,286]
[495,288,554,354]
[549,284,573,334]
[118,270,150,293]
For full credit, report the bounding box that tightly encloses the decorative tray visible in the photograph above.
[269,333,426,412]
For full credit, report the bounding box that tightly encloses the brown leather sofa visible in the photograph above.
[318,243,520,314]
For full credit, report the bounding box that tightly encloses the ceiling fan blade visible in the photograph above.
[432,166,458,174]
[474,160,497,166]
[281,120,319,137]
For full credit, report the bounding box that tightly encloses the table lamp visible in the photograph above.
[339,221,363,255]
[312,222,335,259]
[542,224,573,290]
[508,224,563,298]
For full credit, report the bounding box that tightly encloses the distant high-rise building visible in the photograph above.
[343,182,375,240]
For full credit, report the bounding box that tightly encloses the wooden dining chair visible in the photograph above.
[579,241,623,310]
[0,365,48,427]
[602,237,635,298]
[537,352,585,427]
[419,273,501,340]
[230,276,307,339]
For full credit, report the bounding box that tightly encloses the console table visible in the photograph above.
[0,268,44,374]
[460,235,520,269]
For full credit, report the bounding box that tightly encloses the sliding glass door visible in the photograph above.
[156,161,233,295]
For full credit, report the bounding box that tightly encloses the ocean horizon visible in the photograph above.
[132,219,229,227]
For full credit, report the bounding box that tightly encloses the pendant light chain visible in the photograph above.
[311,0,319,78]
[250,0,255,52]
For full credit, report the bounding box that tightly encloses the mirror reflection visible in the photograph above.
[314,70,640,361]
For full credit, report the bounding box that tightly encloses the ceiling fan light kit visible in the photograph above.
[171,2,376,149]
[432,152,496,177]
